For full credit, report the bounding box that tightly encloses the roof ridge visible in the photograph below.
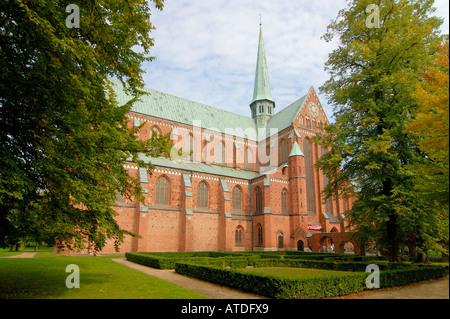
[140,87,254,122]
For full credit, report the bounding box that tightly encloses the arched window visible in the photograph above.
[322,147,333,215]
[197,181,209,208]
[257,224,263,246]
[232,186,242,210]
[280,139,288,163]
[216,140,225,165]
[184,133,193,161]
[278,234,284,248]
[255,187,263,214]
[342,198,348,212]
[155,176,169,205]
[244,147,253,170]
[235,226,244,245]
[150,126,161,138]
[304,138,315,213]
[281,190,288,213]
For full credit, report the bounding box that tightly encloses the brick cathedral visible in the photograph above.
[102,27,358,254]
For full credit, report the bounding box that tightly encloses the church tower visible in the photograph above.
[250,26,275,129]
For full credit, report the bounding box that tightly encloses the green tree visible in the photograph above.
[405,38,449,206]
[0,0,172,252]
[316,0,444,261]
[405,38,449,258]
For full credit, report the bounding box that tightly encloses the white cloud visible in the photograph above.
[143,0,449,123]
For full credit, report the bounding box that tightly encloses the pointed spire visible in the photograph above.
[251,26,274,105]
[289,141,304,158]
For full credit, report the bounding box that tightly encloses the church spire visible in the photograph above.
[251,25,274,105]
[250,25,275,128]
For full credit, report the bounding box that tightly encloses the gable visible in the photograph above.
[294,87,330,127]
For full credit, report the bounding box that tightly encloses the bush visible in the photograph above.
[252,258,406,272]
[175,261,447,299]
[126,251,447,299]
[175,262,367,299]
[125,252,256,269]
[379,266,446,288]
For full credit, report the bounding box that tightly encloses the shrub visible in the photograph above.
[175,262,367,299]
[125,252,256,269]
[379,266,446,288]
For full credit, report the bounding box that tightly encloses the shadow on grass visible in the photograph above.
[0,254,208,299]
[0,257,106,299]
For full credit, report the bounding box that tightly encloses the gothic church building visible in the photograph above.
[104,27,357,254]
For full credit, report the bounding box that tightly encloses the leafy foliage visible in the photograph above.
[315,0,446,261]
[0,0,171,252]
[405,38,449,207]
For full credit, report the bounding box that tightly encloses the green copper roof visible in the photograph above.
[266,94,307,135]
[250,26,274,105]
[110,78,307,142]
[111,78,258,139]
[138,154,262,180]
[289,141,304,158]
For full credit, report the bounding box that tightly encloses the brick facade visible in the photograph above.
[88,86,358,255]
[60,27,359,255]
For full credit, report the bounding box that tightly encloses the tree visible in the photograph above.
[405,38,449,206]
[405,37,449,258]
[316,0,444,261]
[0,0,172,252]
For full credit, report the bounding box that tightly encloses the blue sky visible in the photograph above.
[142,0,449,123]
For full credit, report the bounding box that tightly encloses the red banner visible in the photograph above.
[308,224,323,230]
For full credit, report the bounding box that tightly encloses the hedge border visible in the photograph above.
[125,252,447,299]
[175,262,446,299]
[125,252,258,269]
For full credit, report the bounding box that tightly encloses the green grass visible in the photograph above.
[0,246,54,257]
[0,252,208,299]
[237,267,352,279]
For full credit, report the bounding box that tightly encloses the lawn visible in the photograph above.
[237,267,352,279]
[0,252,208,299]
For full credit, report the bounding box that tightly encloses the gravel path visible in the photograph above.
[0,252,38,258]
[337,275,449,299]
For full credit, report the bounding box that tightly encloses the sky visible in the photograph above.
[142,0,449,123]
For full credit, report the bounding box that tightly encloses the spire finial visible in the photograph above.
[259,14,262,27]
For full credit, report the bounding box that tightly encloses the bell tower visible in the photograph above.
[250,25,275,129]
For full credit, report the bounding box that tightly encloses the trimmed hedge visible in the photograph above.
[175,262,367,299]
[252,258,410,272]
[126,251,447,299]
[175,262,447,299]
[125,252,258,269]
[379,266,446,287]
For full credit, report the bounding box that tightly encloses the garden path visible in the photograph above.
[336,274,449,299]
[114,258,449,300]
[112,258,268,299]
[0,252,37,258]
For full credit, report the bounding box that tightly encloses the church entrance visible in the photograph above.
[297,240,304,252]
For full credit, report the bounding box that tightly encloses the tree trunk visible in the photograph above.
[386,213,400,262]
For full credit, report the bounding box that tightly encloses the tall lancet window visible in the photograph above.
[304,138,315,213]
[322,147,333,215]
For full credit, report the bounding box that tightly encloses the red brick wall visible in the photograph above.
[64,87,360,255]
